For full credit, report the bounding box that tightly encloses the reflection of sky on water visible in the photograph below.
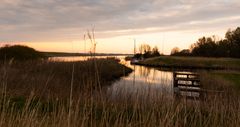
[49,56,88,61]
[51,56,200,100]
[107,62,174,99]
[50,56,126,62]
[49,56,125,62]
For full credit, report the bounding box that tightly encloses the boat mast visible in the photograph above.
[134,38,136,55]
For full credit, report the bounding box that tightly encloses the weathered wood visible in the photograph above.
[175,77,200,82]
[174,72,199,76]
[178,88,201,92]
[173,72,202,99]
[177,84,200,87]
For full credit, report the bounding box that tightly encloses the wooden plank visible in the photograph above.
[175,78,200,82]
[175,74,199,77]
[179,88,201,92]
[177,81,200,85]
[174,72,199,76]
[178,84,200,87]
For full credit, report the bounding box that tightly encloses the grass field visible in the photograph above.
[211,71,240,88]
[138,56,240,70]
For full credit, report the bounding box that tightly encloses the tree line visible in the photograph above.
[134,44,160,59]
[171,27,240,58]
[0,45,45,61]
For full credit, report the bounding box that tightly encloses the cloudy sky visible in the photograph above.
[0,0,240,54]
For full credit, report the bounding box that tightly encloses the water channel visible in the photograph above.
[107,61,174,99]
[51,56,176,99]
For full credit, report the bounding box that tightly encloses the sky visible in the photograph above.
[0,0,240,54]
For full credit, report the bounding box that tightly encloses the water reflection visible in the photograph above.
[50,56,199,100]
[49,56,125,62]
[107,62,174,100]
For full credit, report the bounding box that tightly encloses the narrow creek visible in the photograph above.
[106,60,175,99]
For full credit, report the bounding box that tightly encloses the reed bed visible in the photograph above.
[0,59,239,127]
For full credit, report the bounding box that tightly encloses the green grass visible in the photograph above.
[139,56,240,69]
[212,72,240,88]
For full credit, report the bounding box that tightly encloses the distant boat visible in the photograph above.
[130,58,140,64]
[130,38,138,64]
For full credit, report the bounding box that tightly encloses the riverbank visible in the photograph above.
[137,56,240,90]
[42,51,131,57]
[136,56,240,70]
[0,58,132,100]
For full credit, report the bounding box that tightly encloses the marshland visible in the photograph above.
[0,43,240,127]
[1,1,240,126]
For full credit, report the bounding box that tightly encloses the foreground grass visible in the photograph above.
[0,58,240,126]
[0,77,239,127]
[138,56,240,70]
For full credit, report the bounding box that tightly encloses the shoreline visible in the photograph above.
[134,56,240,71]
[133,62,227,70]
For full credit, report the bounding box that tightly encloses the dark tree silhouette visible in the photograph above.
[139,44,151,54]
[171,47,180,55]
[151,46,160,57]
[0,45,45,61]
[225,27,240,57]
[182,27,240,58]
[134,44,160,59]
[191,36,217,57]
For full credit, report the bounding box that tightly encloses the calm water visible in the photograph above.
[52,56,175,98]
[49,56,126,62]
[106,61,174,99]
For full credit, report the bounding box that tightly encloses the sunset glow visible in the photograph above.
[1,0,240,54]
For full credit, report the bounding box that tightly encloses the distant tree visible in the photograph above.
[171,47,190,56]
[215,39,231,57]
[171,47,180,55]
[139,44,151,54]
[179,49,190,56]
[143,51,152,58]
[225,27,240,46]
[133,53,142,59]
[191,36,217,57]
[175,26,240,58]
[225,27,240,57]
[0,45,45,61]
[151,46,160,57]
[135,44,160,59]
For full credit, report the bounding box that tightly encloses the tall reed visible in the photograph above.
[0,60,239,126]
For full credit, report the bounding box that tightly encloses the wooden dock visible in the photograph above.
[173,72,202,100]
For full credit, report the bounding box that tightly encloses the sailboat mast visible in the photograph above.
[134,38,136,55]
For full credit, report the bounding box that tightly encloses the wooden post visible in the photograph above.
[173,72,178,87]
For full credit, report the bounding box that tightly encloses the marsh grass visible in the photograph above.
[0,58,132,100]
[0,59,240,127]
[140,56,240,70]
